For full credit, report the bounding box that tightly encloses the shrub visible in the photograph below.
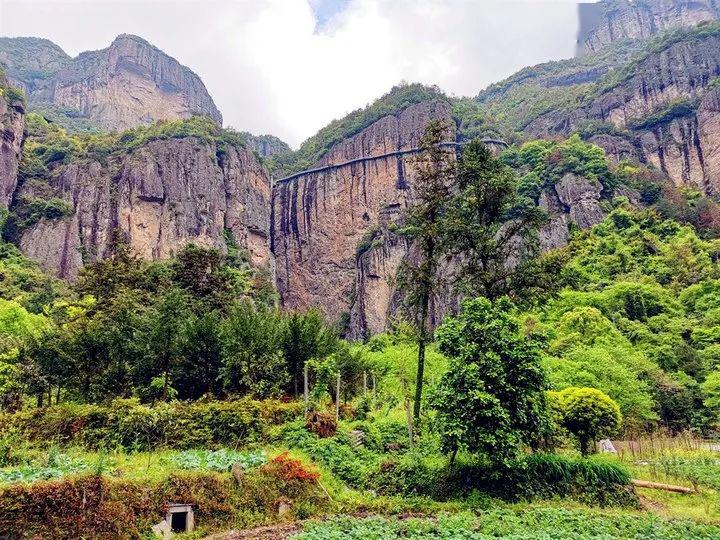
[305,411,337,438]
[0,398,303,450]
[366,452,636,507]
[557,387,622,456]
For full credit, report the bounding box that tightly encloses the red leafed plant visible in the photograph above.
[262,452,320,484]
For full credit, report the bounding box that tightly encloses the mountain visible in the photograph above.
[7,116,270,280]
[4,2,720,337]
[524,23,720,193]
[0,37,71,94]
[0,34,222,131]
[577,0,720,55]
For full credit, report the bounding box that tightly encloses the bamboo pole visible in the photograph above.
[335,373,341,421]
[304,363,309,413]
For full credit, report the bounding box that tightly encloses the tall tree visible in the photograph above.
[431,297,547,466]
[444,140,558,302]
[399,120,455,422]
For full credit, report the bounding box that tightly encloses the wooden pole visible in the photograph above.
[336,373,341,421]
[632,479,694,493]
[304,363,309,412]
[363,371,367,394]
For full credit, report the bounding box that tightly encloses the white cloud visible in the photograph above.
[0,0,585,147]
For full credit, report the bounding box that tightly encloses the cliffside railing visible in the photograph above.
[273,138,509,185]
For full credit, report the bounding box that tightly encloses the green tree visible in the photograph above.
[558,386,622,456]
[444,139,555,302]
[282,309,339,397]
[398,120,454,422]
[430,297,547,466]
[219,302,288,398]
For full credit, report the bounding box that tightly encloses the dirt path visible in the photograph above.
[204,522,302,540]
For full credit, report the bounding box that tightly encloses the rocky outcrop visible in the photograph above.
[1,34,222,132]
[538,173,607,251]
[527,30,720,193]
[0,75,25,208]
[578,0,720,55]
[271,100,455,336]
[0,37,71,94]
[244,134,291,157]
[17,138,270,279]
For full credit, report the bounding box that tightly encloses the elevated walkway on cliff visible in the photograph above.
[273,138,509,185]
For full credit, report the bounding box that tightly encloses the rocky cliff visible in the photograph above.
[0,34,222,132]
[526,25,720,193]
[577,0,720,54]
[16,137,270,280]
[0,37,71,95]
[270,98,610,338]
[0,74,25,208]
[271,100,455,336]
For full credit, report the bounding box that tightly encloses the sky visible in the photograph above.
[0,0,593,147]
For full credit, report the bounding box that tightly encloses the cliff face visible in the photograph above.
[527,30,720,193]
[0,35,222,132]
[270,98,611,338]
[0,37,71,95]
[0,76,25,208]
[271,100,455,335]
[578,0,720,54]
[17,138,270,280]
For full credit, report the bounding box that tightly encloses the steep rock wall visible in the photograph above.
[20,34,222,131]
[578,0,720,54]
[0,77,25,208]
[527,33,720,193]
[271,100,455,333]
[17,138,270,279]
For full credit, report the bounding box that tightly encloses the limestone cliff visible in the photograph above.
[16,138,270,280]
[578,0,720,55]
[527,27,720,193]
[0,34,222,132]
[0,74,25,208]
[271,98,611,338]
[271,100,455,335]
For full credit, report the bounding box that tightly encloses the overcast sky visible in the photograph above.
[0,0,592,147]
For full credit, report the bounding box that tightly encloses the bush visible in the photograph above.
[0,398,303,450]
[366,452,636,507]
[305,411,337,438]
[557,387,622,456]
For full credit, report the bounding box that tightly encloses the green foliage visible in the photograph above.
[0,450,105,484]
[628,99,699,131]
[444,139,556,301]
[431,298,547,466]
[658,451,720,490]
[367,452,634,506]
[531,207,720,433]
[292,505,720,539]
[0,398,302,450]
[554,387,622,456]
[502,134,619,194]
[166,449,266,472]
[3,197,74,243]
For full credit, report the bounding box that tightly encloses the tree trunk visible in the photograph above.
[413,293,429,422]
